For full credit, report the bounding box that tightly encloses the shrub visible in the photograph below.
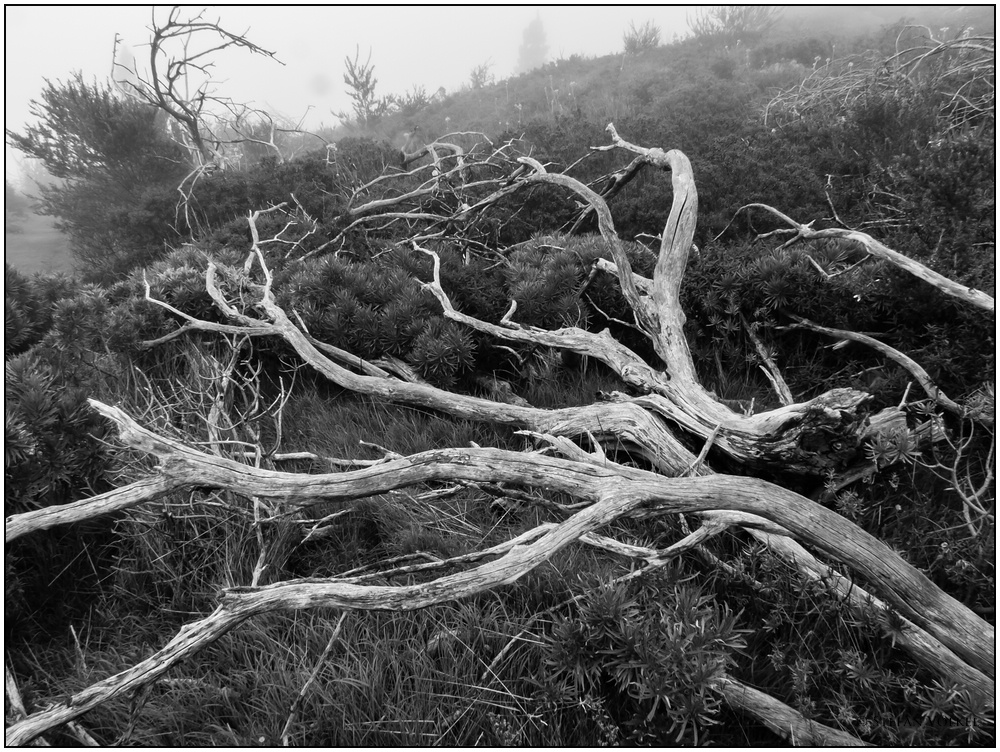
[4,266,114,517]
[689,7,782,45]
[623,21,662,55]
[4,351,109,515]
[5,267,123,636]
[540,570,747,745]
[6,75,192,283]
[720,540,994,745]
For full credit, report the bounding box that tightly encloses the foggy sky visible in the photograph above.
[4,5,692,182]
[5,5,989,185]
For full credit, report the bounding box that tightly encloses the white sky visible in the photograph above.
[5,5,695,183]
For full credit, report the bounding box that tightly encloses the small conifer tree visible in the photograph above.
[516,14,549,74]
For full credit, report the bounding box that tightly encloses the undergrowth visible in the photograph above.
[6,354,994,745]
[5,14,994,745]
[5,253,993,745]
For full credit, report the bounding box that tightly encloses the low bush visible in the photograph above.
[5,266,123,636]
[540,570,747,745]
[4,18,993,745]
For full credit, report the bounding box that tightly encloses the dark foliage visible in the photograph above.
[540,569,747,745]
[5,265,120,636]
[720,540,994,745]
[6,75,191,282]
[4,20,994,745]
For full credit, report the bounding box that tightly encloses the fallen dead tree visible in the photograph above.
[4,397,992,745]
[6,126,993,745]
[7,398,993,746]
[143,139,894,478]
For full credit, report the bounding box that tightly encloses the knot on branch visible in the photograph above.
[761,388,874,472]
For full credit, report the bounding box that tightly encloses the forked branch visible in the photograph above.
[782,314,964,417]
[738,202,995,313]
[4,397,992,745]
[12,400,995,678]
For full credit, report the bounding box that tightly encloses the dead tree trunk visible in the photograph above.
[5,399,993,745]
[6,127,992,746]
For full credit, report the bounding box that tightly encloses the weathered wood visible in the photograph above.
[5,606,245,747]
[416,240,673,395]
[751,532,993,698]
[15,401,977,701]
[400,140,465,171]
[7,391,992,746]
[568,155,646,234]
[5,596,864,748]
[5,666,51,746]
[783,313,964,416]
[12,401,988,745]
[10,401,991,679]
[67,402,1000,676]
[549,436,995,699]
[510,145,875,475]
[2,568,861,750]
[635,387,873,474]
[740,202,995,313]
[744,315,795,405]
[5,476,180,543]
[210,259,703,475]
[719,677,869,746]
[1,399,701,544]
[5,665,98,746]
[522,169,657,338]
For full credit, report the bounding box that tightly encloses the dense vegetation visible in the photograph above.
[5,9,994,746]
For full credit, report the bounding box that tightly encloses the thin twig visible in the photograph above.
[684,424,722,476]
[280,612,348,745]
[742,315,793,406]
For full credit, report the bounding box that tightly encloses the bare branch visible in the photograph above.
[738,203,995,313]
[115,7,285,168]
[743,315,794,406]
[781,314,963,417]
[719,678,865,746]
[14,400,993,679]
[5,476,181,543]
[415,241,670,394]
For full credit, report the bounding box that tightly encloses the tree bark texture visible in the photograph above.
[8,130,993,745]
[8,400,992,678]
[7,399,992,745]
[740,202,995,313]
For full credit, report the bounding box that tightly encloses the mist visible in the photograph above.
[5,4,994,186]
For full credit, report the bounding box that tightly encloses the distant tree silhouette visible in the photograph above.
[341,46,394,131]
[515,14,548,74]
[469,59,495,90]
[5,74,189,279]
[688,6,781,44]
[623,20,662,54]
